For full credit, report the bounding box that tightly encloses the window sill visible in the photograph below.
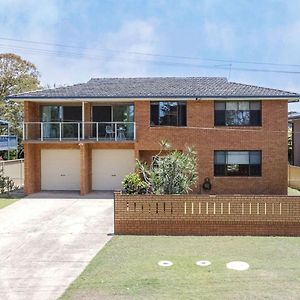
[150,126,187,128]
[213,176,262,178]
[214,125,262,129]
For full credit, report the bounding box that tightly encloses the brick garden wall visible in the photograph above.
[114,192,300,236]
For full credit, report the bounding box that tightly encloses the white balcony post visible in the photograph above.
[22,122,25,140]
[82,101,85,140]
[77,123,80,141]
[115,122,117,141]
[59,122,62,141]
[133,122,136,140]
[96,122,99,141]
[41,122,44,141]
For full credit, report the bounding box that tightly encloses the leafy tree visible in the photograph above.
[133,140,198,194]
[0,53,40,157]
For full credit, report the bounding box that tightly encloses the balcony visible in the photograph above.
[23,122,136,142]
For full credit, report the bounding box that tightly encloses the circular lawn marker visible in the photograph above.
[226,261,249,271]
[158,260,173,267]
[196,260,211,267]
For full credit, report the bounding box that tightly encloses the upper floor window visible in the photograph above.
[214,101,261,126]
[41,105,82,122]
[214,150,262,176]
[150,102,186,126]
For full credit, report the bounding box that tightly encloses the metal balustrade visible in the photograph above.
[23,122,136,142]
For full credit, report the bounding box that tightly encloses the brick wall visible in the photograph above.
[114,192,300,236]
[23,99,288,195]
[134,100,288,195]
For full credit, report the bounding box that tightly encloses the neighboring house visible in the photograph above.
[7,77,300,195]
[289,113,300,167]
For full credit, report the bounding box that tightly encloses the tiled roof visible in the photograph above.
[289,112,300,120]
[7,77,300,99]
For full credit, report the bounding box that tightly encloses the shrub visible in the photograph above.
[122,172,148,194]
[136,140,198,194]
[0,168,16,195]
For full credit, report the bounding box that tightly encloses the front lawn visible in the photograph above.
[61,236,300,300]
[288,187,300,196]
[0,198,17,209]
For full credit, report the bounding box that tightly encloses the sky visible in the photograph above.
[0,0,300,111]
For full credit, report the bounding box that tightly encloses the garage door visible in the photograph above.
[41,149,80,190]
[92,149,135,190]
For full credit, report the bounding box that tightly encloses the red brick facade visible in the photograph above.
[23,99,288,195]
[114,192,300,236]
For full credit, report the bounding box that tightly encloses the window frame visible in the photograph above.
[214,150,262,177]
[214,100,262,127]
[150,101,187,127]
[40,105,82,122]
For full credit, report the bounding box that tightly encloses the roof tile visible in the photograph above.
[8,77,300,99]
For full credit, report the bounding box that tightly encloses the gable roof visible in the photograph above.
[7,77,300,100]
[289,112,300,121]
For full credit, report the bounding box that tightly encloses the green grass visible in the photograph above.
[61,236,300,300]
[0,198,17,209]
[288,187,300,196]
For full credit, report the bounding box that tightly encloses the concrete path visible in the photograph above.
[0,195,114,300]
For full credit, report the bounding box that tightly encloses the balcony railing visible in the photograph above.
[23,122,136,142]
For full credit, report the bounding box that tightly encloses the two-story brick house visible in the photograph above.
[8,77,300,195]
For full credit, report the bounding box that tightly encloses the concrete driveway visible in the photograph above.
[0,194,114,300]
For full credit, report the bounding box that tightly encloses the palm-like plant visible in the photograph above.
[135,140,198,194]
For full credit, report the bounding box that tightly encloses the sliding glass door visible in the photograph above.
[41,106,81,139]
[92,104,134,140]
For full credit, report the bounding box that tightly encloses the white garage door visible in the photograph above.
[41,149,80,190]
[92,149,135,190]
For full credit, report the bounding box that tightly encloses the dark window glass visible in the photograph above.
[160,102,178,126]
[41,106,60,122]
[214,164,225,176]
[150,103,159,125]
[63,106,82,122]
[62,106,82,138]
[214,101,261,126]
[178,103,187,126]
[214,151,262,176]
[40,105,82,139]
[93,106,112,122]
[250,165,261,176]
[214,110,225,126]
[250,110,261,126]
[150,101,187,126]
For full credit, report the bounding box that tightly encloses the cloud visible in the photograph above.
[201,21,236,53]
[37,19,159,85]
[0,1,159,85]
[99,20,158,77]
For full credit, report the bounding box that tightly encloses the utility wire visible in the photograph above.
[1,43,300,75]
[1,36,300,68]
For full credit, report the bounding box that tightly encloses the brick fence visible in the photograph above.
[114,192,300,236]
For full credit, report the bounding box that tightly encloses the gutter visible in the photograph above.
[6,96,300,102]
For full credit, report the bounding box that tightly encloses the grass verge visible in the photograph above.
[0,198,18,209]
[61,236,300,300]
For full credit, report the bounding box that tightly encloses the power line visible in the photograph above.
[1,41,300,75]
[1,36,300,68]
